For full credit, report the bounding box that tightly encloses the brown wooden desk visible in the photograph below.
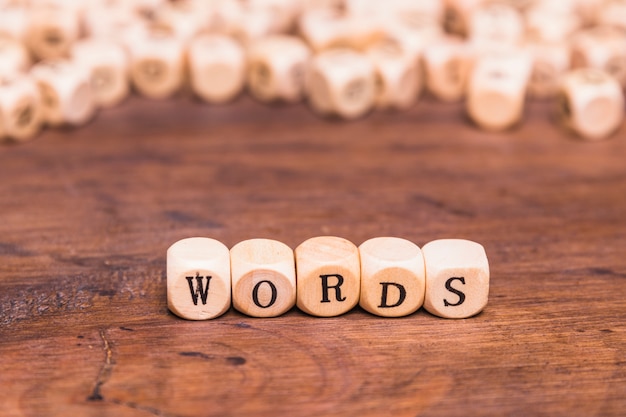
[1,96,625,416]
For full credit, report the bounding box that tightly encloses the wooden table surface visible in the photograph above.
[1,95,625,417]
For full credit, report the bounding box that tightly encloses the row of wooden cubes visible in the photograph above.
[167,236,490,320]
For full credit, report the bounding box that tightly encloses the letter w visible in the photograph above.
[185,273,212,305]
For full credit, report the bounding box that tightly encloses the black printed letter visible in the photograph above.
[252,280,278,308]
[378,282,406,308]
[443,277,466,307]
[186,273,212,305]
[320,274,346,303]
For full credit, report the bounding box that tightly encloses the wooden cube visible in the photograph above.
[212,0,295,42]
[127,26,185,99]
[167,237,231,320]
[208,0,244,35]
[422,36,473,102]
[467,2,524,50]
[575,0,604,26]
[366,40,422,110]
[130,0,167,16]
[247,0,305,33]
[382,11,444,61]
[558,68,624,140]
[230,5,276,46]
[596,0,626,31]
[301,0,344,11]
[571,27,626,87]
[0,74,42,142]
[152,1,212,43]
[380,15,443,98]
[359,237,425,317]
[71,39,130,108]
[466,51,532,131]
[298,9,345,52]
[490,0,533,11]
[83,2,138,41]
[295,236,360,317]
[422,239,489,319]
[0,36,30,77]
[188,34,246,103]
[230,238,296,318]
[443,0,483,36]
[305,48,376,119]
[297,8,343,52]
[0,4,28,42]
[525,3,581,44]
[246,35,311,103]
[25,4,80,60]
[298,8,385,52]
[527,41,571,99]
[377,0,445,23]
[347,0,444,40]
[30,60,96,127]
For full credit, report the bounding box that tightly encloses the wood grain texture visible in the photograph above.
[1,95,625,416]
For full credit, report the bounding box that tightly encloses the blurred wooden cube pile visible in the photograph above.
[1,0,625,142]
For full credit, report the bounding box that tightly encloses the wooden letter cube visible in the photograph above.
[0,74,42,142]
[524,4,580,43]
[231,239,296,317]
[466,52,532,131]
[247,0,301,33]
[295,236,360,317]
[0,36,31,78]
[347,0,445,27]
[83,2,137,40]
[127,27,185,99]
[30,60,96,127]
[359,237,425,317]
[298,8,384,52]
[167,237,231,320]
[152,1,212,43]
[575,0,604,26]
[422,36,473,102]
[443,0,484,36]
[305,48,376,119]
[25,4,80,60]
[596,0,626,31]
[247,35,311,103]
[571,27,626,87]
[0,4,29,42]
[558,68,624,140]
[230,4,276,46]
[188,34,246,104]
[72,39,130,108]
[384,20,443,69]
[298,9,346,52]
[127,0,166,16]
[366,40,422,110]
[207,0,244,35]
[467,3,524,50]
[527,41,571,99]
[422,239,489,319]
